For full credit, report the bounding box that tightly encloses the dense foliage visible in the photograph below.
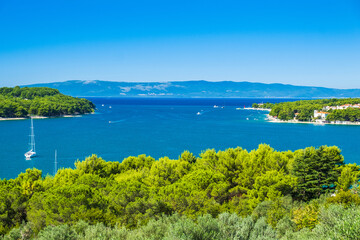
[326,108,360,122]
[252,103,274,109]
[1,144,359,239]
[0,86,95,118]
[263,98,360,121]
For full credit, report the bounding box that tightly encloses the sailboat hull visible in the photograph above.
[25,151,36,159]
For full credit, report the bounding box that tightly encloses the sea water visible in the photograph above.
[0,97,359,179]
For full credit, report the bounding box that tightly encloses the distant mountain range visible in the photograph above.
[24,80,360,98]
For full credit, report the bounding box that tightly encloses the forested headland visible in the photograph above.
[1,144,360,239]
[0,86,95,118]
[253,98,360,122]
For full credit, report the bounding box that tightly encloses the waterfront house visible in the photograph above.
[314,110,329,119]
[294,113,299,121]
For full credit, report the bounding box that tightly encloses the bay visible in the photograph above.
[1,97,359,179]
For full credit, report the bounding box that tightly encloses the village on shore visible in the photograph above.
[254,103,360,125]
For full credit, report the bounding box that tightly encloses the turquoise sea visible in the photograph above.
[1,97,359,179]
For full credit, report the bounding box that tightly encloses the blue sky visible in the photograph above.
[0,0,360,88]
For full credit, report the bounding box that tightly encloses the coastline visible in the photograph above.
[237,107,271,111]
[0,114,86,121]
[266,114,360,126]
[240,108,360,126]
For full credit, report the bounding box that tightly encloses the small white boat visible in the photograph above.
[214,105,219,108]
[25,117,36,160]
[197,112,201,115]
[109,106,112,109]
[25,150,36,160]
[102,104,105,107]
[246,118,249,120]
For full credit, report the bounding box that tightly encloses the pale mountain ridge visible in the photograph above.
[24,80,360,98]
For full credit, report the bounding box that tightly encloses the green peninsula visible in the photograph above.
[254,98,360,123]
[0,86,95,118]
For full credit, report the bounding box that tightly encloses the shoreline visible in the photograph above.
[236,107,271,111]
[266,114,360,126]
[239,108,360,126]
[0,114,87,121]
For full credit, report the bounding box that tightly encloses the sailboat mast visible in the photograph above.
[31,119,36,152]
[54,150,57,176]
[31,117,35,152]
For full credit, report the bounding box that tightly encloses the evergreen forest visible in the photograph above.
[0,87,95,118]
[1,144,360,240]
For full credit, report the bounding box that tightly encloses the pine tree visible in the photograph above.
[292,146,344,201]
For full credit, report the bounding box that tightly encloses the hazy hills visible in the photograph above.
[24,80,360,98]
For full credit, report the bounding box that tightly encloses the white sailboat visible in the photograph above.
[25,117,36,160]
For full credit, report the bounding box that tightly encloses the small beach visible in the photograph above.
[266,114,360,126]
[0,115,84,121]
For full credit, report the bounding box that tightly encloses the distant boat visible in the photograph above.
[109,106,112,109]
[25,117,36,160]
[197,112,201,115]
[102,104,105,107]
[214,105,219,108]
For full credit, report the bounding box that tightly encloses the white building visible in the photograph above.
[324,106,337,111]
[337,104,352,110]
[323,104,360,111]
[314,110,329,119]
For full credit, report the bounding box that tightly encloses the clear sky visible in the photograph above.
[0,0,360,88]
